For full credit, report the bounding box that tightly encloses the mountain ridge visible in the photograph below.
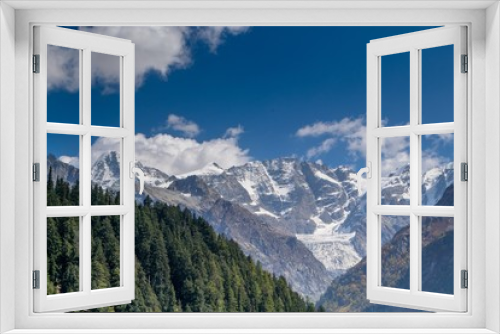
[48,152,454,301]
[316,184,455,312]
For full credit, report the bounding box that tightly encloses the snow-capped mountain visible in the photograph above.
[48,152,454,301]
[341,163,454,257]
[47,154,79,185]
[91,151,121,190]
[422,162,454,206]
[177,162,225,179]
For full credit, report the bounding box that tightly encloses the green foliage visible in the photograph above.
[47,176,317,312]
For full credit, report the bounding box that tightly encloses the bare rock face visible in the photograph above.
[47,154,79,185]
[51,152,453,302]
[206,198,333,301]
[317,185,455,312]
[340,163,454,258]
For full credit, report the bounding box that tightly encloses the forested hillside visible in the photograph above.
[46,168,319,312]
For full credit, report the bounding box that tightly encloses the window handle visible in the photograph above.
[129,161,145,195]
[356,161,371,196]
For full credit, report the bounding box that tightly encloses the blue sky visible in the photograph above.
[47,26,454,175]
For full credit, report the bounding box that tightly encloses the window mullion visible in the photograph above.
[409,48,420,294]
[82,214,91,293]
[82,47,92,294]
[413,123,454,135]
[365,49,379,299]
[372,125,411,138]
[82,47,91,207]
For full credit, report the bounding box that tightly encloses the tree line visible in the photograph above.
[47,168,322,312]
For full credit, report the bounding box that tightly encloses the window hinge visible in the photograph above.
[33,163,40,182]
[33,54,40,73]
[461,270,468,289]
[461,162,468,181]
[33,270,40,289]
[461,54,468,73]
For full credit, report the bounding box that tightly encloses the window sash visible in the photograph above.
[32,26,136,313]
[366,26,468,312]
[9,6,488,331]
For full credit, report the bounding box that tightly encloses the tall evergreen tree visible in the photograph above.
[47,179,319,312]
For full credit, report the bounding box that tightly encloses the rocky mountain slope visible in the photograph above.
[316,185,455,312]
[48,152,454,301]
[47,154,79,185]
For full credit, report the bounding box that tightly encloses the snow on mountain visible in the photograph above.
[52,151,454,301]
[189,159,362,276]
[381,162,453,207]
[314,170,340,185]
[254,207,279,218]
[422,162,454,206]
[137,162,176,189]
[340,162,454,258]
[296,217,361,274]
[88,153,176,192]
[176,162,225,179]
[381,164,411,205]
[91,151,121,190]
[47,154,79,185]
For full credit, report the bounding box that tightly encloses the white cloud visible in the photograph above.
[420,134,453,173]
[435,133,453,143]
[422,151,451,173]
[296,117,364,138]
[90,137,121,165]
[91,133,251,176]
[380,136,410,176]
[135,133,251,175]
[47,26,248,92]
[82,26,191,89]
[427,133,454,148]
[47,45,80,92]
[298,118,453,175]
[298,117,410,175]
[166,114,201,137]
[58,155,79,168]
[197,26,249,52]
[224,125,244,138]
[306,138,336,158]
[297,117,366,158]
[380,136,453,176]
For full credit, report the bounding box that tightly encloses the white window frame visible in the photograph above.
[365,26,467,312]
[33,26,136,313]
[0,1,498,333]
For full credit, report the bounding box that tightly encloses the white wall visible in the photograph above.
[3,3,497,332]
[0,2,16,333]
[486,2,500,333]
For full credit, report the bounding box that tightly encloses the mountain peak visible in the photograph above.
[91,151,121,191]
[176,161,225,179]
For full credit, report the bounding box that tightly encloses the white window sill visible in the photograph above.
[4,329,498,334]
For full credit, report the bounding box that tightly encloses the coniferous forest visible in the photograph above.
[46,168,319,312]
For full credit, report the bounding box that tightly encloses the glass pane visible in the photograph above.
[91,136,121,204]
[421,45,454,124]
[47,217,80,295]
[47,133,80,206]
[91,52,120,127]
[380,136,410,205]
[381,52,410,127]
[92,216,121,290]
[421,133,454,206]
[381,215,410,290]
[47,45,80,124]
[421,216,454,294]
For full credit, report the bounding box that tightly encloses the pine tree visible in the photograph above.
[48,178,316,313]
